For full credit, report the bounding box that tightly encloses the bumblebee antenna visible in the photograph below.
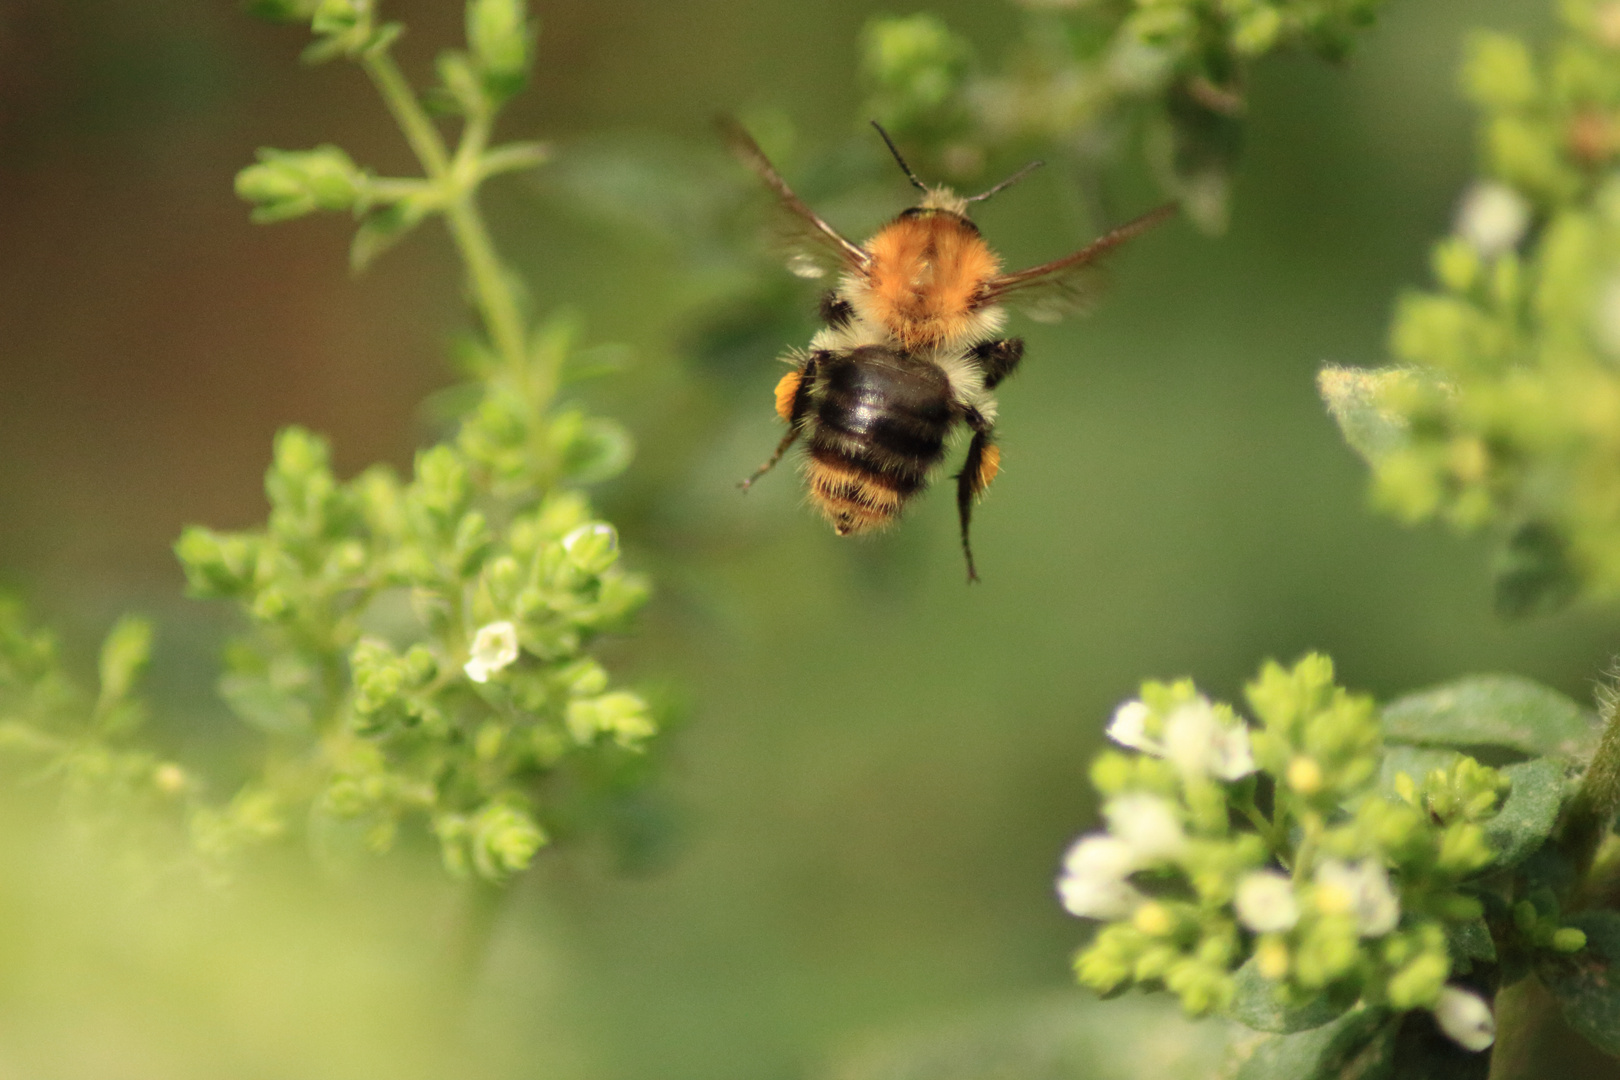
[965,160,1045,203]
[870,121,927,193]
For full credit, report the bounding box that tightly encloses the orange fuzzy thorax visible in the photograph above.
[860,212,1001,352]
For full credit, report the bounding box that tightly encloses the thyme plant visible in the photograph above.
[1,0,656,885]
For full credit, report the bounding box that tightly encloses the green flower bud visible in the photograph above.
[562,523,620,574]
[467,0,532,100]
[1553,927,1588,952]
[565,690,655,748]
[861,14,971,129]
[175,526,259,597]
[470,801,546,879]
[1231,7,1282,57]
[1386,950,1449,1009]
[1462,31,1538,109]
[236,146,365,223]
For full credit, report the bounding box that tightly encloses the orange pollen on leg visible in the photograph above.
[805,459,903,536]
[977,445,1001,492]
[773,371,802,421]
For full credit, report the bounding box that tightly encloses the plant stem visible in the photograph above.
[1558,683,1620,879]
[360,49,532,382]
[1488,976,1557,1080]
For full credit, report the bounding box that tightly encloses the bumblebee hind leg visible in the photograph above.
[740,355,818,491]
[955,407,1002,583]
[740,426,800,490]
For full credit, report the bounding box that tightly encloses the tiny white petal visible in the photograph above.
[1161,698,1254,781]
[1057,835,1143,920]
[1209,722,1257,781]
[1104,794,1186,863]
[464,620,520,683]
[1434,985,1496,1052]
[1316,859,1400,937]
[1456,182,1530,256]
[1234,870,1300,933]
[1106,700,1161,754]
[1163,700,1221,777]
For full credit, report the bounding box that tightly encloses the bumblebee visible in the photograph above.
[724,117,1173,580]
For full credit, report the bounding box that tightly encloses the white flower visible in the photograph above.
[1433,985,1496,1052]
[1163,699,1256,781]
[1314,859,1400,937]
[1103,794,1187,863]
[1234,870,1301,933]
[464,620,520,683]
[1456,181,1530,256]
[1056,835,1144,920]
[1106,700,1157,753]
[1107,696,1255,781]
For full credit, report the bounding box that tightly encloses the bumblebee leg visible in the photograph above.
[970,338,1024,389]
[818,291,855,329]
[740,427,800,491]
[954,408,1002,583]
[741,355,817,491]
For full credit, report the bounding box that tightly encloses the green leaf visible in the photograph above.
[1381,675,1598,761]
[351,202,428,273]
[1317,365,1417,465]
[1536,910,1620,1057]
[1229,957,1353,1033]
[1485,757,1573,867]
[1232,1006,1396,1080]
[1493,521,1580,619]
[96,615,153,713]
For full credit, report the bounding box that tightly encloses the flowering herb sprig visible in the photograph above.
[1058,655,1615,1072]
[183,0,655,881]
[1323,2,1620,617]
[0,0,658,886]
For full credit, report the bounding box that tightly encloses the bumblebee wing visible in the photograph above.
[719,116,868,280]
[981,203,1176,323]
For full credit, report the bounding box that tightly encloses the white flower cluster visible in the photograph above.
[1057,792,1186,919]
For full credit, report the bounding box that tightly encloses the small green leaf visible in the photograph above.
[1232,1006,1396,1080]
[1485,757,1573,867]
[351,202,428,273]
[1229,957,1353,1033]
[96,615,153,714]
[1381,675,1597,761]
[1317,365,1422,465]
[1536,910,1620,1057]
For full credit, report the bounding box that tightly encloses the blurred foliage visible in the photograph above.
[858,0,1388,232]
[1326,0,1620,617]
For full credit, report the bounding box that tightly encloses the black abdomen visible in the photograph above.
[808,347,953,493]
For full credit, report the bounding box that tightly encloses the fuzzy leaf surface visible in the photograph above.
[1380,675,1596,761]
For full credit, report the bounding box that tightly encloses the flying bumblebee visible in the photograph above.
[723,117,1174,581]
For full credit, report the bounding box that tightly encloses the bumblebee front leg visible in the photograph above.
[740,353,818,491]
[954,407,1002,583]
[969,338,1024,389]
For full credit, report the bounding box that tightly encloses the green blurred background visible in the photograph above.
[2,0,1618,1077]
